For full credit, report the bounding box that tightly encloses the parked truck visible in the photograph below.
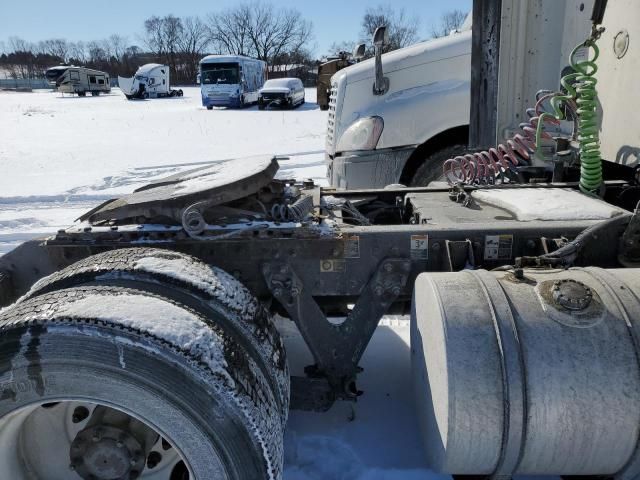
[45,65,111,96]
[1,1,640,479]
[325,16,473,189]
[118,64,183,100]
[316,49,361,111]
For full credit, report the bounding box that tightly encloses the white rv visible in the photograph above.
[45,66,111,96]
[326,17,472,189]
[199,55,266,109]
[118,64,183,100]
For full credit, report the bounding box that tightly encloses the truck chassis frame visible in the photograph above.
[1,180,632,412]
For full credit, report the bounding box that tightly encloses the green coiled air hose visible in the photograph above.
[537,39,603,195]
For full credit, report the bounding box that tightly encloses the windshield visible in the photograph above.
[45,67,67,81]
[263,79,294,89]
[201,62,240,85]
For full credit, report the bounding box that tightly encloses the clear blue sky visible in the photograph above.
[0,0,472,58]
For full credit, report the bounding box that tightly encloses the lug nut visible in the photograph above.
[72,406,90,423]
[147,451,163,469]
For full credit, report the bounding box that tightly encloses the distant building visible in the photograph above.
[268,63,317,87]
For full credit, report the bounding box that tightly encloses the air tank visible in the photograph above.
[411,267,640,478]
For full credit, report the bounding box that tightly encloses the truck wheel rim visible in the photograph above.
[0,400,192,480]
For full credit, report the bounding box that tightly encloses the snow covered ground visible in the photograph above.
[0,87,439,478]
[0,87,326,254]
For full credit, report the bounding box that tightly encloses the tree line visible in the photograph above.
[0,2,313,84]
[0,4,466,85]
[329,6,467,58]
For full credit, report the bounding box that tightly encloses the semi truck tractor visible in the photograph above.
[1,0,640,479]
[325,16,473,189]
[118,64,184,100]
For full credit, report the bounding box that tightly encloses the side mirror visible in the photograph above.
[353,43,366,61]
[196,73,201,85]
[372,26,389,95]
[373,26,389,46]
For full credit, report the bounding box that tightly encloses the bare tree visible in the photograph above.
[87,40,108,63]
[143,16,166,56]
[207,2,313,67]
[108,34,129,61]
[143,15,184,73]
[179,17,210,81]
[430,9,467,38]
[207,4,252,56]
[39,38,70,61]
[8,36,32,54]
[248,3,313,65]
[361,5,419,53]
[69,41,87,63]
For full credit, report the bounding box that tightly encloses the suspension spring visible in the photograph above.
[271,195,314,222]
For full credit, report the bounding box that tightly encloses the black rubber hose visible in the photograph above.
[514,212,633,268]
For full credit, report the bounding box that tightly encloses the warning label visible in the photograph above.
[344,235,360,258]
[410,234,428,260]
[484,234,514,260]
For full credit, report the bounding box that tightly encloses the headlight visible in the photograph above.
[336,116,384,152]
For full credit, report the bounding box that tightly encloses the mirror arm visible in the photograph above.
[373,42,389,95]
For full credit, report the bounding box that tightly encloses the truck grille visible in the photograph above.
[326,83,338,152]
[262,92,286,101]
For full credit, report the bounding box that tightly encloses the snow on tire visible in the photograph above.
[21,247,289,423]
[0,285,284,480]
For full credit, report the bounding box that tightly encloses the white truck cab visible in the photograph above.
[118,64,184,100]
[326,17,472,189]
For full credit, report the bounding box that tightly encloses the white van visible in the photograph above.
[326,17,472,189]
[45,66,111,96]
[258,78,305,110]
[199,55,266,109]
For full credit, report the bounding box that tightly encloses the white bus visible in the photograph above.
[199,55,266,109]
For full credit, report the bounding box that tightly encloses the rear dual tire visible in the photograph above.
[0,248,289,480]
